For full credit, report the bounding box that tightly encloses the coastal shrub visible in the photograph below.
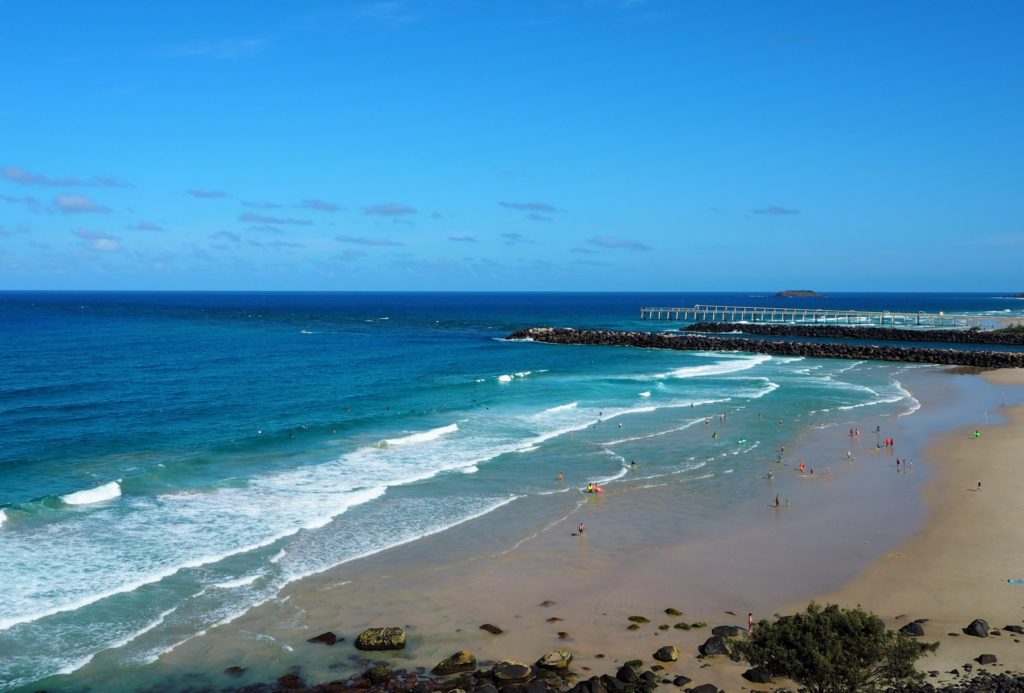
[691,621,707,629]
[674,623,691,631]
[627,624,641,631]
[665,608,683,616]
[732,602,938,693]
[627,616,650,623]
[658,624,669,631]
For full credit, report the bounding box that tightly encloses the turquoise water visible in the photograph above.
[1,291,1022,691]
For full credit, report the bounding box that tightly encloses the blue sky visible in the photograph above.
[1,1,1021,291]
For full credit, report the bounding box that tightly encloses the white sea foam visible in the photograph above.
[0,509,6,528]
[638,391,651,397]
[212,574,262,590]
[638,353,772,381]
[533,402,578,418]
[382,423,458,447]
[61,480,122,506]
[497,374,513,382]
[460,465,479,474]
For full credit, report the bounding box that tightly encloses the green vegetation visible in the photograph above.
[627,615,650,623]
[731,603,938,693]
[627,624,640,631]
[658,624,669,631]
[994,325,1024,334]
[691,621,707,628]
[673,622,691,631]
[664,608,683,616]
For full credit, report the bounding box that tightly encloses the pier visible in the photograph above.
[639,304,1024,329]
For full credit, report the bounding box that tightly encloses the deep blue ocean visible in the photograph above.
[2,291,1022,691]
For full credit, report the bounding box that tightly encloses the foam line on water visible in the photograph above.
[636,353,772,381]
[0,509,6,528]
[61,480,122,506]
[381,423,458,447]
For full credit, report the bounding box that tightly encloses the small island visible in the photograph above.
[776,289,826,298]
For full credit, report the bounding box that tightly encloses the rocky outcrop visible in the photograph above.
[742,666,773,683]
[432,651,476,676]
[777,290,825,297]
[354,627,407,650]
[685,322,1024,346]
[507,327,1024,369]
[711,625,741,638]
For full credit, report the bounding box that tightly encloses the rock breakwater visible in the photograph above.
[684,322,1024,346]
[507,328,1024,368]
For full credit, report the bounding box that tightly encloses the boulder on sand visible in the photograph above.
[689,685,720,693]
[964,619,990,638]
[480,623,504,635]
[433,651,477,676]
[900,622,926,637]
[492,661,533,684]
[742,667,773,684]
[653,646,679,663]
[355,627,407,650]
[537,649,573,670]
[711,625,740,638]
[698,636,729,657]
[977,654,998,665]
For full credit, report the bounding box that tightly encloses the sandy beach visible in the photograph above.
[98,366,1023,692]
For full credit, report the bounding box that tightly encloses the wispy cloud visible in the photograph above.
[571,246,598,254]
[187,189,228,199]
[0,193,43,211]
[156,38,269,60]
[0,224,30,237]
[752,205,800,216]
[502,232,536,245]
[127,221,162,231]
[74,228,121,252]
[55,194,110,213]
[335,234,404,246]
[527,213,552,222]
[209,230,241,243]
[364,203,417,216]
[335,249,368,261]
[297,198,342,212]
[588,235,651,251]
[243,200,283,209]
[2,166,130,188]
[448,235,477,242]
[246,224,283,234]
[499,201,559,213]
[239,212,312,226]
[431,212,443,219]
[573,259,614,267]
[248,239,305,250]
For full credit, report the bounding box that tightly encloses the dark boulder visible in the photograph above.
[672,676,691,687]
[652,646,679,663]
[1005,625,1024,634]
[307,631,338,645]
[355,626,406,650]
[900,621,926,637]
[225,666,246,677]
[616,665,640,684]
[277,674,305,690]
[710,625,740,638]
[476,684,500,693]
[525,680,548,693]
[433,651,477,676]
[964,619,990,637]
[742,667,772,684]
[364,664,392,685]
[480,623,504,635]
[697,636,729,657]
[601,675,627,693]
[689,685,720,693]
[977,654,998,665]
[493,661,533,684]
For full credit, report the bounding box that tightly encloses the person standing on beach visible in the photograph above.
[578,521,585,535]
[748,613,754,632]
[775,494,780,508]
[977,480,982,492]
[557,471,564,481]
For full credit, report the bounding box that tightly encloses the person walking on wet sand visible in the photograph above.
[775,494,780,508]
[578,521,585,535]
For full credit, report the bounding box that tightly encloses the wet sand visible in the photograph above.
[814,368,1024,685]
[115,368,1024,692]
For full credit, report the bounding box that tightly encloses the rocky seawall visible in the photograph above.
[507,328,1024,368]
[684,322,1024,346]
